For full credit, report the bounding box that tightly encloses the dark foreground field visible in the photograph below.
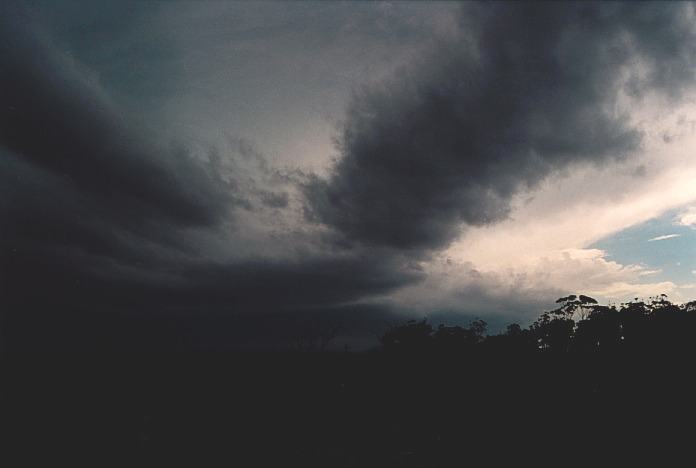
[5,297,696,466]
[3,348,696,467]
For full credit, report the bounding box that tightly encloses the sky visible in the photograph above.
[3,1,696,350]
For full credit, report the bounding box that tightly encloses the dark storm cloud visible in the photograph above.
[0,4,229,235]
[0,3,420,350]
[305,2,696,250]
[2,180,420,350]
[6,2,696,351]
[3,238,418,316]
[0,2,231,298]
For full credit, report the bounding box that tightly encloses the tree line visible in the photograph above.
[380,294,696,354]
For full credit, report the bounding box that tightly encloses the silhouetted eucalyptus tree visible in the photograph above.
[380,293,696,356]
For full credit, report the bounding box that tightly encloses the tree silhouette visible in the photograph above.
[378,293,696,356]
[380,319,433,350]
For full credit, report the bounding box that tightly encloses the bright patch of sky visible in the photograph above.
[591,206,696,294]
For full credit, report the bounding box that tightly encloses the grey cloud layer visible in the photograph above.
[0,3,418,343]
[305,2,696,250]
[4,2,696,350]
[0,4,229,236]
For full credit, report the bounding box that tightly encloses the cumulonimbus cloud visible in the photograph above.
[0,4,422,351]
[305,2,696,251]
[5,2,696,350]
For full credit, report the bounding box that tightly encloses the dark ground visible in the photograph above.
[3,348,695,467]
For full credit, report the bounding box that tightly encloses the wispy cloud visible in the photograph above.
[648,234,681,242]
